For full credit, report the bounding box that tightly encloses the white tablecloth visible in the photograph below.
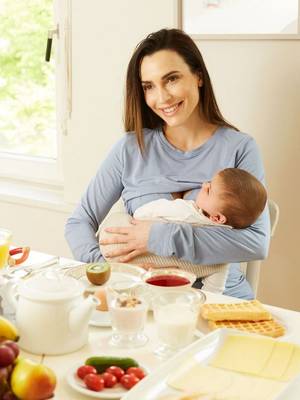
[11,251,300,400]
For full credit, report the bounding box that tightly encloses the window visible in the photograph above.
[0,0,69,184]
[0,0,56,158]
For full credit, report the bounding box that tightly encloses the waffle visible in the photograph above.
[200,300,272,322]
[208,319,285,338]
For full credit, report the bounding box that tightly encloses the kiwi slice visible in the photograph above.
[85,262,111,285]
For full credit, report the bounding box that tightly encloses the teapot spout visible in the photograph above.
[69,295,99,333]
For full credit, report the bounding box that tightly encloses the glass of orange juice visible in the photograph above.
[0,229,12,270]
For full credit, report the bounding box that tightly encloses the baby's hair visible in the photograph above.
[218,168,267,229]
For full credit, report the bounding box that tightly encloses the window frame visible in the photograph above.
[0,0,70,186]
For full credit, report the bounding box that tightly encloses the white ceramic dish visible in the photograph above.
[65,262,144,284]
[121,328,300,400]
[80,270,142,293]
[66,362,147,399]
[89,309,111,327]
[65,263,145,327]
[66,365,126,399]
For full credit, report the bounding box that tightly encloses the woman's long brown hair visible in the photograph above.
[124,28,238,152]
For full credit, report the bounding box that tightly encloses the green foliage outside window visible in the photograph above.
[0,0,56,158]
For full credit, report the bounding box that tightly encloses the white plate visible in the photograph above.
[66,362,147,399]
[65,262,144,287]
[80,270,142,293]
[121,329,300,400]
[90,309,112,327]
[66,364,128,399]
[65,263,145,328]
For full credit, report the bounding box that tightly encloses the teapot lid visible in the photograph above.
[18,271,84,301]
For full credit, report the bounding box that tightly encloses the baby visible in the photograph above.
[99,168,267,293]
[134,168,267,229]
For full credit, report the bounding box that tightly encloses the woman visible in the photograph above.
[65,29,270,299]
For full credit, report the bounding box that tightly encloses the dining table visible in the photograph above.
[5,250,300,400]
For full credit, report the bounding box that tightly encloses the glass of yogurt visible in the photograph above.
[152,288,205,358]
[107,280,148,348]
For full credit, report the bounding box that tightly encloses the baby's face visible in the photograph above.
[195,174,224,218]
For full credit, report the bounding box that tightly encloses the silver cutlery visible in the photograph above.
[3,258,81,280]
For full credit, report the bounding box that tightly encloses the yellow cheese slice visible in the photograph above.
[167,364,232,393]
[260,341,295,380]
[168,363,286,400]
[214,374,285,400]
[281,345,300,381]
[210,335,275,375]
[166,335,300,400]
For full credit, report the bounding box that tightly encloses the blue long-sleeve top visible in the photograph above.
[65,127,270,267]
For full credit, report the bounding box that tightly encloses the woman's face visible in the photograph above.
[140,50,202,128]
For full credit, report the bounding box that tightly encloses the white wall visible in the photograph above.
[199,40,300,310]
[0,0,299,309]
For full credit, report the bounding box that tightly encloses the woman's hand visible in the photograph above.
[99,219,152,262]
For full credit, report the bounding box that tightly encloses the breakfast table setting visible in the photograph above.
[1,244,300,400]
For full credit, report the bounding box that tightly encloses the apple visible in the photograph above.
[11,358,56,400]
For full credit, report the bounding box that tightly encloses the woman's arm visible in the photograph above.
[65,140,124,262]
[103,136,271,265]
[148,208,270,264]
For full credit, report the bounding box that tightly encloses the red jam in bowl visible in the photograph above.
[145,274,190,287]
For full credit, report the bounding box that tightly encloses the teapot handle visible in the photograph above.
[8,246,30,267]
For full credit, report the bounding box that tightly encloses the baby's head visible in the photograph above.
[196,168,267,229]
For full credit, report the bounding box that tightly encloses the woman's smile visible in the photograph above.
[159,101,184,117]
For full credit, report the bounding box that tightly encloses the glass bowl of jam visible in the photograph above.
[141,268,200,308]
[143,268,196,288]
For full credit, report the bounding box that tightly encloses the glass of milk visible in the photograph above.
[152,288,205,358]
[107,280,148,348]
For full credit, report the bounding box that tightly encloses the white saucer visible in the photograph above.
[80,270,142,293]
[66,363,127,399]
[90,310,111,327]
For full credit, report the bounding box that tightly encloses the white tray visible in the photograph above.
[122,328,300,400]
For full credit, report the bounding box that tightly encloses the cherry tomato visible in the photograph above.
[77,365,97,380]
[84,373,105,392]
[120,373,140,390]
[126,367,146,380]
[105,366,125,381]
[100,372,117,388]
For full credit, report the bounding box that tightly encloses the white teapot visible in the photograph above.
[8,270,98,355]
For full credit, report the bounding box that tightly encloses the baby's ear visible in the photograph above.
[210,213,227,225]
